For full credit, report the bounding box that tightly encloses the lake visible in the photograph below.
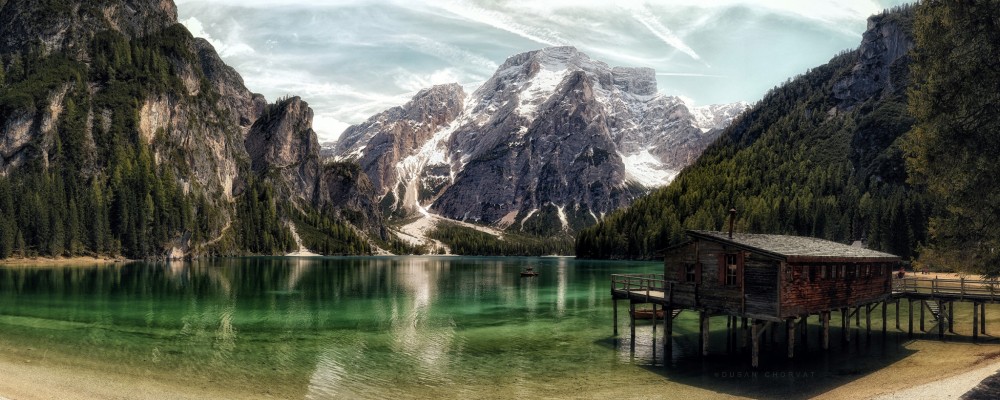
[0,257,985,399]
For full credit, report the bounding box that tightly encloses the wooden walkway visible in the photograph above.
[611,274,1000,366]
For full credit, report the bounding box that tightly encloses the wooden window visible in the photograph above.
[685,263,697,283]
[725,254,738,285]
[717,253,743,287]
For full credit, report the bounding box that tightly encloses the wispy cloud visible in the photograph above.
[623,4,703,63]
[657,72,727,78]
[432,1,570,47]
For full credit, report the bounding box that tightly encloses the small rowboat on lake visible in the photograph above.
[520,267,539,277]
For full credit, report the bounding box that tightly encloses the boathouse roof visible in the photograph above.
[687,230,901,263]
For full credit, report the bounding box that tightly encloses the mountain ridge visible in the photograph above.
[331,46,745,242]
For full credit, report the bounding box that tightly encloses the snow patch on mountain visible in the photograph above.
[622,150,679,187]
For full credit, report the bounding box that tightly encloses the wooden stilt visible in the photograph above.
[787,318,796,358]
[630,302,636,351]
[908,299,914,338]
[821,311,830,350]
[665,307,673,358]
[613,299,619,336]
[842,308,850,344]
[920,300,925,332]
[948,301,955,334]
[856,305,861,327]
[652,304,657,336]
[801,315,808,350]
[866,304,872,339]
[938,300,945,340]
[752,320,760,368]
[726,316,733,354]
[882,300,887,337]
[982,303,987,335]
[742,317,749,350]
[701,312,710,356]
[974,302,980,342]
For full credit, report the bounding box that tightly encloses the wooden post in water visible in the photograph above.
[742,317,749,350]
[866,304,872,340]
[726,316,733,354]
[787,318,796,358]
[920,300,925,332]
[856,305,861,327]
[974,302,979,342]
[938,300,945,340]
[948,301,955,334]
[701,312,710,356]
[613,299,619,336]
[751,320,760,368]
[801,314,808,350]
[630,302,636,351]
[652,304,657,336]
[982,303,987,335]
[842,308,850,344]
[908,299,914,338]
[882,300,887,337]
[822,311,830,350]
[665,307,673,357]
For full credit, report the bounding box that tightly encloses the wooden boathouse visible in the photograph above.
[611,228,900,367]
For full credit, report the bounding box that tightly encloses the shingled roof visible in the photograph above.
[687,230,901,263]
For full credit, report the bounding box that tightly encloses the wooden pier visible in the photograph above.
[612,274,1000,366]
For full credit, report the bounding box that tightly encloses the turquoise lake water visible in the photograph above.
[0,257,924,398]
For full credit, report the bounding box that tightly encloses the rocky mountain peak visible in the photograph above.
[833,8,914,108]
[332,47,746,235]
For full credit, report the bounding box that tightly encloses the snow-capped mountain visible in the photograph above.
[331,46,744,234]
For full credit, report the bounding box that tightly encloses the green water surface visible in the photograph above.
[0,257,927,398]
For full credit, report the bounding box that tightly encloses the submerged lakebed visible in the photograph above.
[0,256,995,399]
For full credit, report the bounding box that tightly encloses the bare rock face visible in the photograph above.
[333,46,745,233]
[194,38,266,135]
[833,11,914,108]
[246,97,321,204]
[334,84,465,200]
[0,0,177,57]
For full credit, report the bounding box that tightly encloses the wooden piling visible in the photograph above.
[665,307,673,357]
[652,304,657,336]
[908,299,914,338]
[613,299,618,336]
[801,315,808,350]
[949,301,955,334]
[920,300,925,332]
[822,311,830,350]
[752,320,760,368]
[842,308,850,344]
[630,302,636,351]
[866,304,872,339]
[982,303,987,335]
[882,300,887,337]
[701,312,710,356]
[974,302,979,342]
[742,317,749,350]
[787,318,796,359]
[938,300,945,339]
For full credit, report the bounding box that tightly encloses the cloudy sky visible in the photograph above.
[176,0,911,142]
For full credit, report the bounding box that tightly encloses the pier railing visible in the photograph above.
[893,277,1000,301]
[610,274,673,303]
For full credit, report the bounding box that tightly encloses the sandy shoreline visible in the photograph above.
[0,348,998,399]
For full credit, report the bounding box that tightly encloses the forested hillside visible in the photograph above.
[904,1,1000,276]
[576,6,928,260]
[0,1,381,259]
